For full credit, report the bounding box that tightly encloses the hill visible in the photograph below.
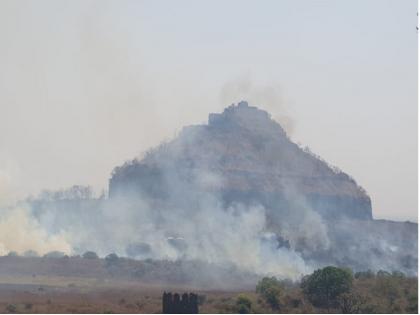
[109,101,372,221]
[26,102,417,277]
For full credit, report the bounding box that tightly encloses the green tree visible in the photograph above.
[105,253,119,267]
[301,266,353,309]
[236,294,252,314]
[354,270,375,279]
[256,277,283,309]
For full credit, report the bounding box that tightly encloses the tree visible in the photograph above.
[23,250,39,257]
[6,304,17,313]
[391,271,405,279]
[38,185,94,201]
[301,266,353,309]
[235,294,252,314]
[256,277,283,309]
[376,270,391,278]
[105,253,119,267]
[354,270,375,279]
[82,251,98,259]
[43,251,65,258]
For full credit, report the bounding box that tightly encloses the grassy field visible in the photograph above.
[0,257,416,313]
[0,272,416,313]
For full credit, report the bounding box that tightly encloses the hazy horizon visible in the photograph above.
[0,0,417,222]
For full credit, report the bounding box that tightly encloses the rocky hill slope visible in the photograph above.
[27,102,416,277]
[109,101,372,221]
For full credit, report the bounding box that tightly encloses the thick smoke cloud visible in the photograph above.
[0,169,71,256]
[0,206,71,256]
[0,103,416,284]
[32,166,313,280]
[0,126,317,280]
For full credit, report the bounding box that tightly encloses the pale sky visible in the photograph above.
[0,0,417,221]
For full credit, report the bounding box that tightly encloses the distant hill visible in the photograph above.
[110,101,372,221]
[27,102,417,276]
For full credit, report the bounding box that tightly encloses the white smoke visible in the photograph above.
[0,168,72,256]
[0,205,71,256]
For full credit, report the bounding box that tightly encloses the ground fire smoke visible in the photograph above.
[0,102,417,285]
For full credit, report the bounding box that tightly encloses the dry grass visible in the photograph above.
[0,268,416,313]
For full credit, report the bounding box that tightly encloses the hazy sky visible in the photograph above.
[0,0,417,221]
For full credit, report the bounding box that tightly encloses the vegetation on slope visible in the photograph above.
[217,266,418,314]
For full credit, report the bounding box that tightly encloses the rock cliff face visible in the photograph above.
[109,101,372,221]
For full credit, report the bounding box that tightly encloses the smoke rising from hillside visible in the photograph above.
[0,102,417,284]
[0,110,413,283]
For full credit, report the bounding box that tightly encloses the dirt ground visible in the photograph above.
[0,275,244,314]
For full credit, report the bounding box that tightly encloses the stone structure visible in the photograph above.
[162,292,198,314]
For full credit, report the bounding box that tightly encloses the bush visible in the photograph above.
[301,266,353,309]
[197,294,206,306]
[256,277,283,309]
[6,304,17,313]
[377,270,392,278]
[82,251,99,259]
[23,250,39,257]
[374,276,401,306]
[337,292,365,313]
[354,270,375,279]
[43,251,65,258]
[407,293,418,313]
[391,271,405,278]
[105,253,119,267]
[236,294,252,313]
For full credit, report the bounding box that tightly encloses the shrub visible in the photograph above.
[6,304,17,313]
[197,294,206,305]
[301,266,353,309]
[337,292,365,313]
[105,253,119,267]
[82,251,99,259]
[236,294,252,313]
[23,250,39,257]
[377,270,392,278]
[256,277,283,309]
[43,251,65,258]
[374,276,401,306]
[407,293,418,313]
[391,271,405,279]
[354,270,375,279]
